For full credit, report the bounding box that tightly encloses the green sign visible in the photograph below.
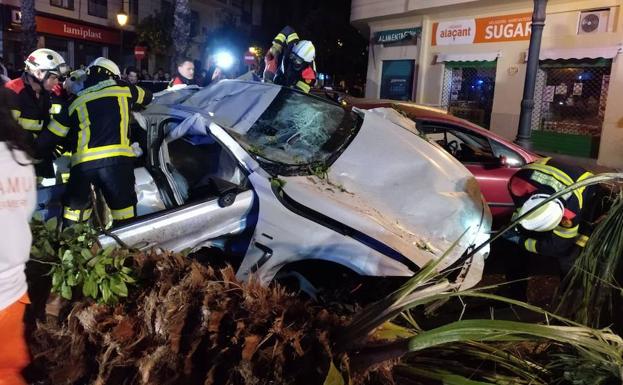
[374,27,421,44]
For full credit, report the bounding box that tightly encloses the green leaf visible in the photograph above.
[80,248,93,260]
[45,217,58,232]
[94,263,106,277]
[60,282,72,300]
[43,240,55,256]
[110,278,128,297]
[52,268,63,287]
[82,276,97,298]
[62,250,74,264]
[30,245,42,258]
[66,271,76,286]
[322,361,345,385]
[372,321,417,341]
[101,282,112,304]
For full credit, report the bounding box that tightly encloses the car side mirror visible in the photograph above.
[497,155,510,167]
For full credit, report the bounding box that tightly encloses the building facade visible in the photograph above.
[351,0,623,168]
[0,0,257,74]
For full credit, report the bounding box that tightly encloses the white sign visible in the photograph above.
[435,19,476,46]
[11,9,22,24]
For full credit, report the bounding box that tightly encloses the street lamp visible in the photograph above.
[515,0,548,149]
[116,4,128,68]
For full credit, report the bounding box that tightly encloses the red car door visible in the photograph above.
[419,122,520,226]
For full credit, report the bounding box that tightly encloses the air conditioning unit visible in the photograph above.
[578,9,610,34]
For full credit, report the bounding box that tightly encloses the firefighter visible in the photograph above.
[36,57,152,227]
[4,48,69,177]
[264,26,317,93]
[503,157,598,278]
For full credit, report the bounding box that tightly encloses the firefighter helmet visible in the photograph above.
[87,57,121,77]
[518,194,564,232]
[24,48,68,79]
[292,40,315,63]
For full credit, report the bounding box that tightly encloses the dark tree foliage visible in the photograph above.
[135,11,173,56]
[21,0,38,57]
[172,0,192,67]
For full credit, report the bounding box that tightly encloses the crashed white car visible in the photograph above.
[96,80,491,290]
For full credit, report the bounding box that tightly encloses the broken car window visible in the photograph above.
[228,89,359,172]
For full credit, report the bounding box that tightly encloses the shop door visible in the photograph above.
[74,42,104,69]
[380,60,415,101]
[531,59,611,158]
[442,61,497,129]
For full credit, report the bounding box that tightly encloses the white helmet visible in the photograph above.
[87,57,121,77]
[518,194,564,232]
[24,48,68,79]
[292,40,316,63]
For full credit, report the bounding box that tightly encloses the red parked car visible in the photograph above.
[344,97,540,225]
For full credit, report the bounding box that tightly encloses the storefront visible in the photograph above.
[365,25,421,101]
[1,6,120,70]
[529,48,619,157]
[354,0,623,167]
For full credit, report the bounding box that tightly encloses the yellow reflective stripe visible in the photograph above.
[69,87,132,114]
[11,109,21,120]
[575,235,589,248]
[136,86,146,104]
[118,96,129,147]
[274,33,286,43]
[76,105,91,152]
[48,117,70,137]
[286,33,299,43]
[49,103,62,114]
[111,205,135,220]
[553,225,579,239]
[303,43,314,59]
[295,81,311,93]
[71,145,135,165]
[524,163,584,208]
[18,117,43,131]
[63,207,92,222]
[524,238,537,253]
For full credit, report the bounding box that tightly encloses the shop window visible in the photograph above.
[441,61,496,129]
[531,59,611,158]
[88,0,108,18]
[50,0,74,10]
[380,60,414,101]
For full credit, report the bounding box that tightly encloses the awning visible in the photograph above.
[524,46,622,61]
[435,52,500,64]
[374,27,421,44]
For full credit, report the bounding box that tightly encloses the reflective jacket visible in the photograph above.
[509,157,594,257]
[39,79,152,170]
[4,75,51,136]
[270,26,317,93]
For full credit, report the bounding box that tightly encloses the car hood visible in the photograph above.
[281,108,491,279]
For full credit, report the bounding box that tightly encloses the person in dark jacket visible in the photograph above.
[4,49,69,177]
[36,57,152,227]
[263,26,317,93]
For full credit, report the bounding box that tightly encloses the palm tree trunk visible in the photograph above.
[21,0,38,58]
[171,0,191,71]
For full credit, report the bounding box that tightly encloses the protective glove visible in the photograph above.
[131,142,143,157]
[500,226,522,244]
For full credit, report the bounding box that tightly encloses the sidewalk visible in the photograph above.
[538,151,619,173]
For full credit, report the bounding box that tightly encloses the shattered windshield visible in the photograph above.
[228,88,359,173]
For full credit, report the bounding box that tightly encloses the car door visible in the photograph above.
[99,115,255,252]
[419,122,518,224]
